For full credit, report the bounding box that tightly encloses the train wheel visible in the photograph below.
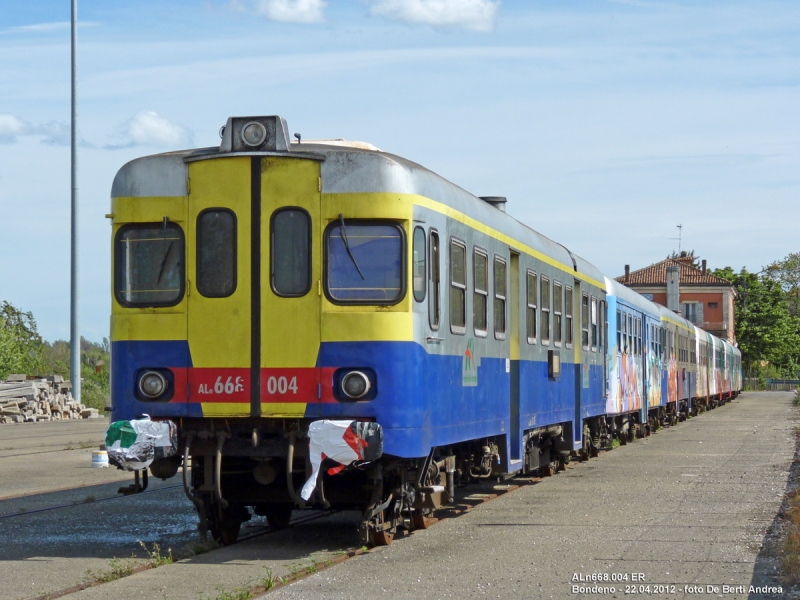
[265,504,293,529]
[208,503,248,546]
[412,514,434,530]
[370,528,395,546]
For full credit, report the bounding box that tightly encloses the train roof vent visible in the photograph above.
[219,116,290,153]
[479,196,507,212]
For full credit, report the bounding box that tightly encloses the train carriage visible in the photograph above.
[109,115,742,546]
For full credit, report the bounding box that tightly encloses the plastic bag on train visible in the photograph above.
[105,416,178,471]
[300,420,383,501]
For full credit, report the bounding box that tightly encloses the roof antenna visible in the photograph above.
[669,224,683,254]
[294,133,301,144]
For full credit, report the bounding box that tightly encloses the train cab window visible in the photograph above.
[540,276,550,345]
[553,282,563,346]
[450,240,467,334]
[565,286,573,348]
[494,257,507,338]
[412,227,426,303]
[429,231,440,330]
[590,296,598,351]
[197,209,237,298]
[526,271,537,344]
[325,221,404,304]
[271,208,310,297]
[115,222,185,307]
[473,249,488,335]
[581,293,589,350]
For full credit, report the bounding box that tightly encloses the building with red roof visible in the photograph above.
[615,252,736,342]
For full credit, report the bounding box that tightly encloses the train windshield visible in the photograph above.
[326,222,404,304]
[115,223,185,307]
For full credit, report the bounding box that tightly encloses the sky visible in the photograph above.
[1,0,798,342]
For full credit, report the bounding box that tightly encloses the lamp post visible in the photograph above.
[70,0,81,403]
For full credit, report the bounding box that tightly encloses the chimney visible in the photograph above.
[701,259,707,276]
[624,264,630,283]
[666,265,680,312]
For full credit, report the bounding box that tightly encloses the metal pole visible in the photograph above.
[70,0,81,403]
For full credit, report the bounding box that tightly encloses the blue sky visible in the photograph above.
[1,0,799,342]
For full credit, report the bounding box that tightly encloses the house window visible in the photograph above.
[708,302,718,308]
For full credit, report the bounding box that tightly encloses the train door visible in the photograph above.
[573,279,582,442]
[259,157,322,417]
[187,156,253,417]
[509,252,521,461]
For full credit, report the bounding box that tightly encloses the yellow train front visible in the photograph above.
[111,115,508,546]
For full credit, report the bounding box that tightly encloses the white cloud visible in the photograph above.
[253,0,327,23]
[107,111,193,149]
[367,0,500,32]
[0,114,72,145]
[0,115,27,144]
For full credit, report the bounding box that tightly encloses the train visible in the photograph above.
[108,115,741,546]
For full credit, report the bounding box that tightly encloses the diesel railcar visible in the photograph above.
[109,115,741,546]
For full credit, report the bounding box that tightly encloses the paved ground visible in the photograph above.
[267,392,796,600]
[0,418,133,499]
[0,392,795,600]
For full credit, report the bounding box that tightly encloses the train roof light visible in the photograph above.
[219,115,290,153]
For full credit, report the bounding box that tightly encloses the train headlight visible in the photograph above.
[341,371,371,400]
[241,121,267,148]
[139,371,168,399]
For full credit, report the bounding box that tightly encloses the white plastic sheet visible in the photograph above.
[105,416,177,471]
[300,420,382,501]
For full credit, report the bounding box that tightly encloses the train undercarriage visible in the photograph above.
[146,396,738,547]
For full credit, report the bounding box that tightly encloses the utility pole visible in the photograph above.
[70,0,81,403]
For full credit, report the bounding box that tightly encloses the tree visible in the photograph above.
[713,267,800,374]
[0,301,45,380]
[765,252,800,316]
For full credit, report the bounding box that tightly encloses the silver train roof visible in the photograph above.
[111,138,605,287]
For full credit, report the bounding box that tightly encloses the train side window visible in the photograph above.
[600,300,606,353]
[197,209,237,298]
[429,230,440,330]
[616,310,621,349]
[590,296,598,352]
[115,222,185,308]
[526,270,537,344]
[553,281,562,347]
[413,227,426,303]
[473,249,488,336]
[565,286,573,348]
[627,314,633,355]
[581,293,590,350]
[540,275,550,345]
[271,208,310,297]
[450,239,467,334]
[494,256,507,339]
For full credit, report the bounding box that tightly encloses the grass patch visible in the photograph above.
[610,438,621,449]
[259,566,284,590]
[140,541,173,568]
[86,557,135,583]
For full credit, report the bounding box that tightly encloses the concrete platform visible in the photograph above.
[1,392,795,600]
[0,418,134,500]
